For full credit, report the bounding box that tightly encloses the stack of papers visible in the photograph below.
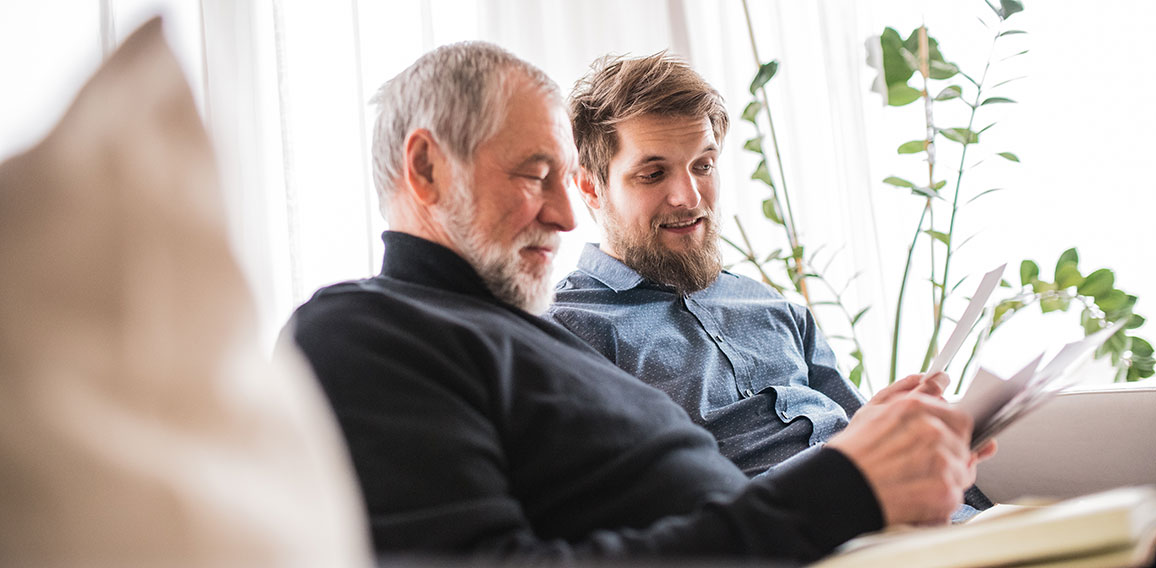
[922,264,1130,450]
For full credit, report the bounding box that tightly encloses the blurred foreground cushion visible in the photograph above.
[0,17,370,566]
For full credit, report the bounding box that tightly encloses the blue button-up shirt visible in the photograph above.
[545,244,865,477]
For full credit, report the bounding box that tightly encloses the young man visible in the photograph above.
[547,53,991,511]
[286,42,987,563]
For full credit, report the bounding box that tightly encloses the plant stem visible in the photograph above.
[723,218,786,294]
[920,29,1001,371]
[741,0,810,304]
[918,26,941,359]
[890,204,930,383]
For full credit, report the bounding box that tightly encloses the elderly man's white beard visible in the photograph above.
[434,166,559,315]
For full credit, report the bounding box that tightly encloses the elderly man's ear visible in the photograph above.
[404,128,452,206]
[576,168,603,211]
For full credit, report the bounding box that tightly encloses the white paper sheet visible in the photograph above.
[928,264,1007,375]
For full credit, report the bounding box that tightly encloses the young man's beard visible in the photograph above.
[602,202,723,295]
[435,164,559,315]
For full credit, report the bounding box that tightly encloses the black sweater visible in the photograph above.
[287,231,882,563]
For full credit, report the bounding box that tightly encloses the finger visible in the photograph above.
[973,439,998,461]
[917,372,950,396]
[873,374,924,404]
[894,394,975,442]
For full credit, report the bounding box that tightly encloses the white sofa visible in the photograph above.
[977,385,1156,502]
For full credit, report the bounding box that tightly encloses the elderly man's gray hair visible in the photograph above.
[370,41,559,216]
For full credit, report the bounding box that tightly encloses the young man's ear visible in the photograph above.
[576,167,603,211]
[403,128,450,206]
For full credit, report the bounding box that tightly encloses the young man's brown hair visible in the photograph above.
[568,52,730,188]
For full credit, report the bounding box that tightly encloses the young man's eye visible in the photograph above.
[695,162,715,173]
[639,169,664,182]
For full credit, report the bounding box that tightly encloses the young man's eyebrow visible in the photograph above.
[633,155,667,167]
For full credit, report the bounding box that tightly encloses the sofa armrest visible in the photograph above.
[976,385,1156,502]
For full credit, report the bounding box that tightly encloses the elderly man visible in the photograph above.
[286,41,985,562]
[546,53,991,513]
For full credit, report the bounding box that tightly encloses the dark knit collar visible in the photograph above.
[378,231,495,301]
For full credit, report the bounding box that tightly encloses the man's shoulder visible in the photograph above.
[553,268,609,294]
[715,270,784,296]
[292,275,508,347]
[548,269,623,311]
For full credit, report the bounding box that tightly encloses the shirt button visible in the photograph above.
[743,389,755,398]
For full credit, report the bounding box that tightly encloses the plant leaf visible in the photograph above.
[928,59,959,80]
[992,299,1024,331]
[749,60,780,94]
[1056,263,1083,289]
[897,140,926,154]
[1057,248,1079,269]
[997,152,1020,162]
[751,160,775,189]
[880,27,917,89]
[935,85,963,101]
[967,187,1005,205]
[932,180,947,190]
[888,84,922,106]
[849,365,863,387]
[1001,49,1030,62]
[744,137,764,153]
[941,127,979,144]
[883,176,915,188]
[992,76,1025,89]
[1127,314,1147,330]
[1132,337,1154,357]
[910,186,944,200]
[924,230,950,245]
[1020,260,1039,286]
[1095,290,1129,313]
[762,198,784,225]
[741,101,762,123]
[1040,294,1070,313]
[1077,268,1115,298]
[998,0,1024,19]
[981,96,1017,106]
[852,307,871,326]
[998,29,1027,37]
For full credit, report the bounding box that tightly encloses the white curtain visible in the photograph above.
[3,0,1153,394]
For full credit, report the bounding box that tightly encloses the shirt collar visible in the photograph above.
[574,242,740,295]
[574,243,647,292]
[378,231,495,300]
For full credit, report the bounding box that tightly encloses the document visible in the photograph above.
[957,318,1128,450]
[927,263,1006,375]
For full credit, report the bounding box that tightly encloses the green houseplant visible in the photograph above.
[728,0,1152,394]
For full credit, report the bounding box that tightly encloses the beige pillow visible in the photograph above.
[0,17,370,567]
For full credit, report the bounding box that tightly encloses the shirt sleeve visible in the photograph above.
[795,305,867,416]
[288,293,882,563]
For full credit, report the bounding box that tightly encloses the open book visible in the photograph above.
[925,264,1130,450]
[813,486,1156,568]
